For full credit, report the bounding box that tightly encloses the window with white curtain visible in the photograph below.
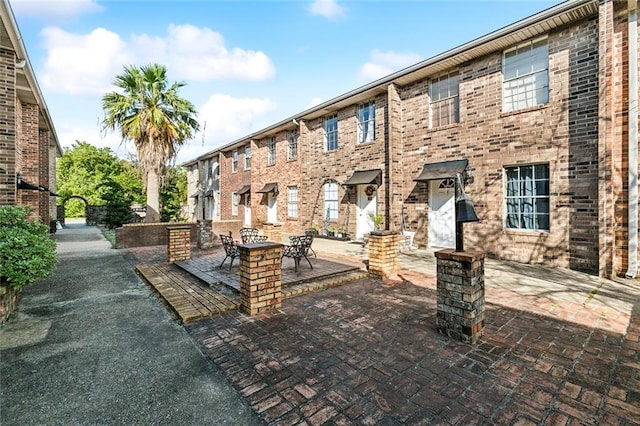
[231,150,238,172]
[357,102,375,143]
[287,186,298,218]
[503,37,549,112]
[324,115,338,151]
[430,72,459,128]
[244,145,251,170]
[267,137,276,165]
[231,192,239,216]
[324,182,338,220]
[504,164,549,231]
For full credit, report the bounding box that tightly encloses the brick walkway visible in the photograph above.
[186,276,640,425]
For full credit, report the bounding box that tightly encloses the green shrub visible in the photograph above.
[0,206,57,290]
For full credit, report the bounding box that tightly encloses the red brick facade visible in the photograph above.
[189,1,640,278]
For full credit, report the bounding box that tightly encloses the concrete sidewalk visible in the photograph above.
[0,224,260,425]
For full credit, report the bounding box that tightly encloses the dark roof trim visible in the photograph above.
[414,159,468,182]
[236,185,251,195]
[256,182,278,194]
[343,169,382,186]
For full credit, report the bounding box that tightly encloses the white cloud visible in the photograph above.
[57,124,134,159]
[307,97,324,109]
[196,93,277,149]
[309,0,345,20]
[358,50,423,82]
[39,24,276,95]
[10,0,103,19]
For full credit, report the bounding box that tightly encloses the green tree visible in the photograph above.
[101,64,200,222]
[160,166,187,222]
[102,181,134,229]
[56,142,144,217]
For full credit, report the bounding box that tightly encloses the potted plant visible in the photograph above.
[305,225,318,236]
[368,212,384,231]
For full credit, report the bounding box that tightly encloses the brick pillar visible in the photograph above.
[435,249,485,344]
[197,220,214,249]
[368,231,399,279]
[0,49,16,206]
[167,225,191,263]
[262,222,282,243]
[238,242,282,315]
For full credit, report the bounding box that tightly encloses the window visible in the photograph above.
[323,182,339,220]
[206,159,214,180]
[244,145,252,170]
[324,115,338,151]
[430,72,459,127]
[231,150,238,172]
[287,186,298,218]
[267,137,276,165]
[232,192,239,216]
[503,38,549,112]
[357,102,375,143]
[288,129,298,161]
[505,164,550,231]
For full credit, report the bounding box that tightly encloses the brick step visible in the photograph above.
[136,263,238,324]
[283,270,370,299]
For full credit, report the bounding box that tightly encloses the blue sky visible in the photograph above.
[11,0,559,164]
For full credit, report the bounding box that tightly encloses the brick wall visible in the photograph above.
[301,94,388,238]
[19,102,41,221]
[399,17,600,272]
[0,50,16,206]
[115,222,197,248]
[220,147,251,222]
[252,128,302,234]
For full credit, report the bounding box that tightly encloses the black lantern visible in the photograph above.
[454,173,479,251]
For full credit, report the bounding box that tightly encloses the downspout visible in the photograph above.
[627,0,639,278]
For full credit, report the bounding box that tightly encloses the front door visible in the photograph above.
[428,179,455,248]
[244,195,251,227]
[267,193,277,223]
[356,185,377,240]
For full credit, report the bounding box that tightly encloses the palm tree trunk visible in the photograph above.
[145,169,161,222]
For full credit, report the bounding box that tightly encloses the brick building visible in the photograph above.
[187,0,639,278]
[0,1,62,224]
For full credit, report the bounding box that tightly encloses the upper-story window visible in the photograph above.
[267,136,276,165]
[324,115,338,152]
[231,149,238,173]
[503,37,549,113]
[505,163,550,231]
[288,129,298,161]
[430,72,459,128]
[357,102,375,143]
[244,145,252,170]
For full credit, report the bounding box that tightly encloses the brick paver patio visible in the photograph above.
[186,275,640,425]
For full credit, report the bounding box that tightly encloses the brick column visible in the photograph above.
[435,249,485,344]
[368,231,399,279]
[197,220,214,249]
[262,222,282,243]
[167,225,191,263]
[238,242,282,315]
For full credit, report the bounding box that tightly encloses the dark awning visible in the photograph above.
[16,174,40,191]
[204,189,214,197]
[237,185,251,195]
[49,191,59,197]
[343,169,382,186]
[257,182,278,194]
[413,159,468,182]
[190,189,203,198]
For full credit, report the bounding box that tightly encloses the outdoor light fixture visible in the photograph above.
[454,173,479,251]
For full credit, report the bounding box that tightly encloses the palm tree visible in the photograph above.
[101,64,199,222]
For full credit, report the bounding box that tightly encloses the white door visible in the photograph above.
[356,185,377,240]
[267,193,277,223]
[244,196,251,227]
[429,179,455,248]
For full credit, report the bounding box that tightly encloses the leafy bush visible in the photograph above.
[102,181,135,229]
[0,206,57,289]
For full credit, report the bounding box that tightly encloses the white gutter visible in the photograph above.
[627,0,639,278]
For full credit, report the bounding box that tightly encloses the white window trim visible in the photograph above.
[231,192,239,216]
[503,163,550,232]
[357,102,375,144]
[267,137,276,166]
[231,149,238,173]
[244,145,252,170]
[429,71,460,128]
[502,36,549,113]
[324,115,338,152]
[287,186,298,218]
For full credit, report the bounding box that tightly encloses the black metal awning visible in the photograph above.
[257,182,278,194]
[49,191,59,197]
[16,174,41,191]
[190,189,203,198]
[413,159,468,182]
[204,189,214,197]
[236,185,251,195]
[343,169,382,186]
